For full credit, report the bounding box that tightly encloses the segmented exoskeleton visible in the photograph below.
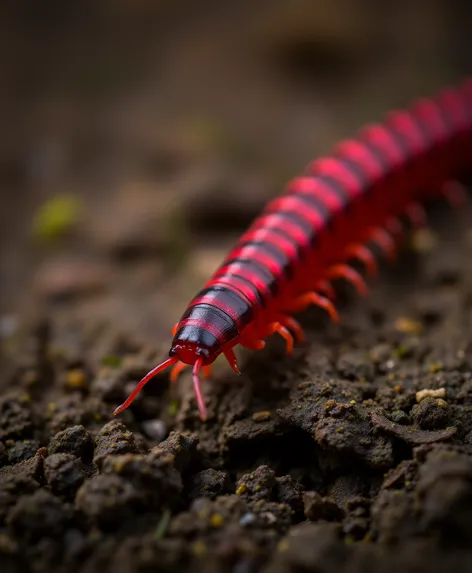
[114,79,472,421]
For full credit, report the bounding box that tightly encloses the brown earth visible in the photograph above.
[1,2,472,573]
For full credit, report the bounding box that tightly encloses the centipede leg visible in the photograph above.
[367,228,397,261]
[202,365,212,378]
[386,216,404,238]
[224,347,241,375]
[285,291,339,322]
[241,330,292,353]
[267,322,294,354]
[276,315,305,344]
[405,202,428,229]
[172,323,178,337]
[170,361,189,383]
[240,337,266,351]
[443,180,468,208]
[326,264,368,296]
[170,360,211,382]
[345,243,377,276]
[315,279,336,300]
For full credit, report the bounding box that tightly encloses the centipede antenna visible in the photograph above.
[192,357,207,421]
[113,356,178,415]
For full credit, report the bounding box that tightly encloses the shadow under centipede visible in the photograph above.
[224,424,389,501]
[225,427,323,483]
[241,338,310,414]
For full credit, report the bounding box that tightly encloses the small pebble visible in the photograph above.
[141,420,167,442]
[428,362,444,373]
[65,369,88,390]
[210,513,224,528]
[252,411,271,423]
[239,513,257,527]
[394,317,423,335]
[416,388,446,403]
[236,483,247,496]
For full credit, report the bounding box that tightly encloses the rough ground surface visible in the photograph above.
[1,198,472,573]
[1,3,472,573]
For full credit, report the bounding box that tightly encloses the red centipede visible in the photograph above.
[114,78,472,421]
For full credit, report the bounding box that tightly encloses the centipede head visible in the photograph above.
[113,295,239,421]
[170,319,223,366]
[168,340,214,366]
[112,329,222,422]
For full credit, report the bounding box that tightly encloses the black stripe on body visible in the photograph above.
[360,139,391,171]
[335,156,370,189]
[292,192,331,219]
[314,175,350,207]
[261,226,307,262]
[271,201,325,248]
[402,111,432,146]
[177,303,238,348]
[194,285,254,326]
[219,258,277,302]
[435,95,458,133]
[382,125,410,159]
[236,239,295,280]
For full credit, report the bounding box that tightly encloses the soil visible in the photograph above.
[1,3,472,573]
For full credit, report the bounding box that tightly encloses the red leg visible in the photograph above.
[240,321,296,355]
[315,279,336,301]
[386,216,404,238]
[169,360,211,382]
[276,315,305,344]
[326,264,368,296]
[368,228,396,261]
[240,337,266,351]
[443,180,468,208]
[285,291,339,322]
[224,347,241,375]
[172,323,178,337]
[170,360,188,383]
[345,243,377,276]
[269,322,294,354]
[405,202,427,229]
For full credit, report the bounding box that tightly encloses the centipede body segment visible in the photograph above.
[114,78,472,421]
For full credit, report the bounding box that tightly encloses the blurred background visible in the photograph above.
[0,0,471,352]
